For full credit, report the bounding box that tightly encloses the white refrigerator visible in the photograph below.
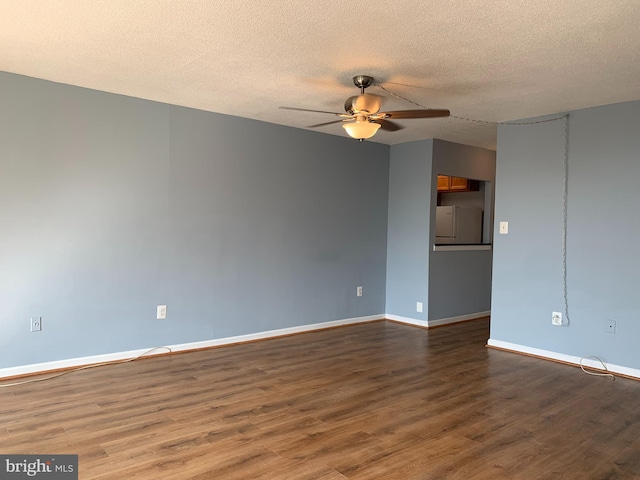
[435,206,483,244]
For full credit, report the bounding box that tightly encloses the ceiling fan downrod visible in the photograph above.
[352,75,374,94]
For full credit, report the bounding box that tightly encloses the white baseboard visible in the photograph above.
[428,311,490,328]
[487,339,640,380]
[385,314,428,328]
[385,312,489,328]
[168,314,385,352]
[0,314,385,380]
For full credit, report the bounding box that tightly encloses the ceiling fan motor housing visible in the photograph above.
[344,94,381,115]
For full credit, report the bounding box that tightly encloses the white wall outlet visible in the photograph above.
[30,317,42,332]
[157,305,167,319]
[356,286,363,297]
[552,311,564,326]
[416,302,423,313]
[499,221,509,235]
[606,320,616,334]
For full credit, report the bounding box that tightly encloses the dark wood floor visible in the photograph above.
[2,318,640,479]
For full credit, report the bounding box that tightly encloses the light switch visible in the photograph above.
[499,221,509,235]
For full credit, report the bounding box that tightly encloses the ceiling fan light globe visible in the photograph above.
[342,121,381,139]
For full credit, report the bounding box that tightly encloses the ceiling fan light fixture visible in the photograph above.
[282,75,449,139]
[342,120,381,139]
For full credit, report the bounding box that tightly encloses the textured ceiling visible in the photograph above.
[2,1,640,149]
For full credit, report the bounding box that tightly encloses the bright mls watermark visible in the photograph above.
[0,455,77,479]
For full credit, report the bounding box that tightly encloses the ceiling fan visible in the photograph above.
[281,75,450,140]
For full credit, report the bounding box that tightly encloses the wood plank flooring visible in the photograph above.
[2,318,640,479]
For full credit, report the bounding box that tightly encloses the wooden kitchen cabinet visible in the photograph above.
[437,175,450,191]
[437,175,480,192]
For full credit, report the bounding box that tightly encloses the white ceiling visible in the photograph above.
[2,1,639,149]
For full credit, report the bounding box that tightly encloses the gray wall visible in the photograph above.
[386,139,495,322]
[428,140,496,321]
[386,140,433,320]
[0,72,390,369]
[491,101,640,369]
[428,252,493,320]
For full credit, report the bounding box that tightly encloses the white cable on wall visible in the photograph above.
[562,114,570,325]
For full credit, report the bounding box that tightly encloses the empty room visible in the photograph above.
[2,2,640,479]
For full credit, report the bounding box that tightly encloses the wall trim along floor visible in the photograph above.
[487,338,640,380]
[2,312,492,381]
[0,314,385,380]
[386,311,490,329]
[384,314,428,328]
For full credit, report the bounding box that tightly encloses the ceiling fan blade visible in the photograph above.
[279,106,342,115]
[371,119,404,132]
[307,120,345,128]
[381,109,450,119]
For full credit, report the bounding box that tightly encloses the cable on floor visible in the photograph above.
[579,356,615,380]
[0,346,172,388]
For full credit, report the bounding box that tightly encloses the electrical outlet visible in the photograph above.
[416,302,423,313]
[157,305,167,319]
[30,317,42,332]
[552,311,563,326]
[356,286,363,297]
[606,320,616,334]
